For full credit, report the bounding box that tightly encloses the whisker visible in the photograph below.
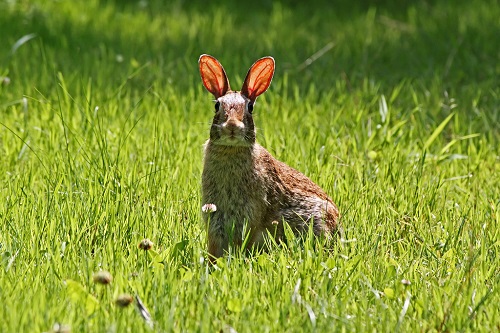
[255,128,266,140]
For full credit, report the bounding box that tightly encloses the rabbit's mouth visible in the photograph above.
[217,122,250,145]
[210,123,253,147]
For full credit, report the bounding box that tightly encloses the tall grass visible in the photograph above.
[1,0,498,332]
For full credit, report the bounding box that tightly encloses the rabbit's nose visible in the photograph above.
[223,119,244,133]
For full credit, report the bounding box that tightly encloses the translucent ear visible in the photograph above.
[199,54,231,98]
[241,57,275,102]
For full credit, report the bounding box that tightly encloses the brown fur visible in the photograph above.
[199,55,339,262]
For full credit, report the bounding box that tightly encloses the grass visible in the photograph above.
[1,0,499,332]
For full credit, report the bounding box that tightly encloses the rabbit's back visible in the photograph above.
[254,144,339,235]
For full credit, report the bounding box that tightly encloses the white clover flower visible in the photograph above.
[401,279,411,286]
[202,204,217,213]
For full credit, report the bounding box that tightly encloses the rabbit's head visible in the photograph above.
[199,54,275,147]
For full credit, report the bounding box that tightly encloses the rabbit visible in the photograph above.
[198,54,340,262]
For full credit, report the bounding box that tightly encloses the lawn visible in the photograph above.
[0,0,499,332]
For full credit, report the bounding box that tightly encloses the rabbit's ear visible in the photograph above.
[241,57,275,102]
[199,54,231,98]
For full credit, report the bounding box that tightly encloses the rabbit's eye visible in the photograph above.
[214,101,220,112]
[247,102,254,113]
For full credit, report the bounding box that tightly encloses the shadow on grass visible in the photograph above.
[0,0,498,101]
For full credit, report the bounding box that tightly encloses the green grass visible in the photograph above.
[1,0,499,332]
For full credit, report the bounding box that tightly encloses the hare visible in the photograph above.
[199,54,339,262]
